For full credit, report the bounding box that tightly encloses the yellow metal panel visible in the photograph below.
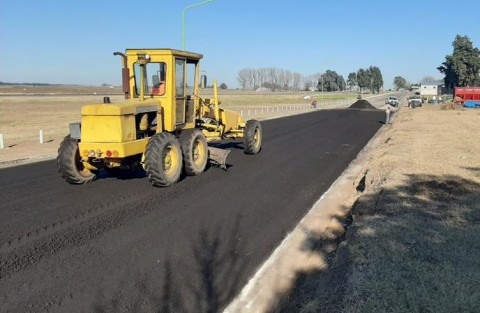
[162,95,175,132]
[81,100,161,116]
[125,49,203,60]
[82,103,131,115]
[82,99,160,115]
[79,138,150,158]
[220,109,241,131]
[81,115,136,143]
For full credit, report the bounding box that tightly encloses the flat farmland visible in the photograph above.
[0,87,358,164]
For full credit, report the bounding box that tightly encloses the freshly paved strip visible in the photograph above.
[0,108,384,312]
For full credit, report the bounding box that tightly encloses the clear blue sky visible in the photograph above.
[1,0,479,89]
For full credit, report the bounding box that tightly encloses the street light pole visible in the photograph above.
[321,74,324,104]
[182,0,215,51]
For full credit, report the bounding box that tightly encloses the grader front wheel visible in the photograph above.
[57,136,96,184]
[244,120,262,155]
[144,133,183,187]
[180,130,208,176]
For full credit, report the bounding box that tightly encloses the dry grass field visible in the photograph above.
[0,95,126,163]
[0,86,356,165]
[279,104,480,313]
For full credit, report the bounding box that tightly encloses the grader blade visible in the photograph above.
[208,147,231,170]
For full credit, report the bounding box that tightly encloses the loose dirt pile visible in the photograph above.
[349,99,378,110]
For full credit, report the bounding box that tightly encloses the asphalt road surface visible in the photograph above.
[0,107,385,313]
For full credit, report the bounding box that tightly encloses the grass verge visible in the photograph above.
[277,104,480,313]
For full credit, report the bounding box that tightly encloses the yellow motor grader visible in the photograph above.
[57,49,262,187]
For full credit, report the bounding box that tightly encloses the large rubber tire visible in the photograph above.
[144,133,183,187]
[180,129,208,176]
[243,120,262,154]
[57,136,96,184]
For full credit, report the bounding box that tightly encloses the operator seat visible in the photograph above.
[150,74,165,96]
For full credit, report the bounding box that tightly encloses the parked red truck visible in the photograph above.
[454,87,480,108]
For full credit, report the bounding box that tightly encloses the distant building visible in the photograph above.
[411,85,420,94]
[420,82,444,96]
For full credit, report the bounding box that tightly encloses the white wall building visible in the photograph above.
[420,82,444,96]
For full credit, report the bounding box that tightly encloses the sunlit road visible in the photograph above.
[0,107,385,312]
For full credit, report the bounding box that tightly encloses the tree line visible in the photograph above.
[237,66,383,93]
[236,68,304,91]
[393,35,480,91]
[346,66,383,94]
[438,35,480,88]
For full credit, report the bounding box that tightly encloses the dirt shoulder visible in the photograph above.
[276,104,480,312]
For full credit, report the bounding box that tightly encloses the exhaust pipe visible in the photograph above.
[113,52,130,99]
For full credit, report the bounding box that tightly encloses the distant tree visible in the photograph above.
[420,76,438,83]
[265,68,280,91]
[369,66,383,94]
[393,76,407,90]
[308,73,322,91]
[356,67,382,93]
[283,70,293,91]
[292,72,303,91]
[317,70,345,92]
[357,68,370,93]
[303,80,312,91]
[219,83,228,90]
[347,72,357,90]
[438,35,480,88]
[237,69,249,90]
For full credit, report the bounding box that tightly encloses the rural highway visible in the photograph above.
[0,102,387,312]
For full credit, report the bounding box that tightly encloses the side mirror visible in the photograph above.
[200,75,207,89]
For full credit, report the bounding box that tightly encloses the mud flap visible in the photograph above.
[208,147,231,170]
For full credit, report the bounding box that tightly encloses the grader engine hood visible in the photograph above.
[81,102,159,116]
[80,101,160,144]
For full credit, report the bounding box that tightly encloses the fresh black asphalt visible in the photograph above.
[0,108,385,312]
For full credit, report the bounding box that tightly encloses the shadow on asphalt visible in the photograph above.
[209,140,244,151]
[91,215,253,313]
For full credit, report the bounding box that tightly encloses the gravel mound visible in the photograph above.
[349,99,378,110]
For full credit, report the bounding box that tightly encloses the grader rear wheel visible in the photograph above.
[243,120,262,155]
[57,136,96,184]
[180,130,208,176]
[144,133,183,187]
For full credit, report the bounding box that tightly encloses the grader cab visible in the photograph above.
[57,49,262,187]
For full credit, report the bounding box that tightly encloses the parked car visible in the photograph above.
[408,96,423,108]
[385,96,399,107]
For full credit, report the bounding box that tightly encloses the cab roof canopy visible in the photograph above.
[125,48,203,60]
